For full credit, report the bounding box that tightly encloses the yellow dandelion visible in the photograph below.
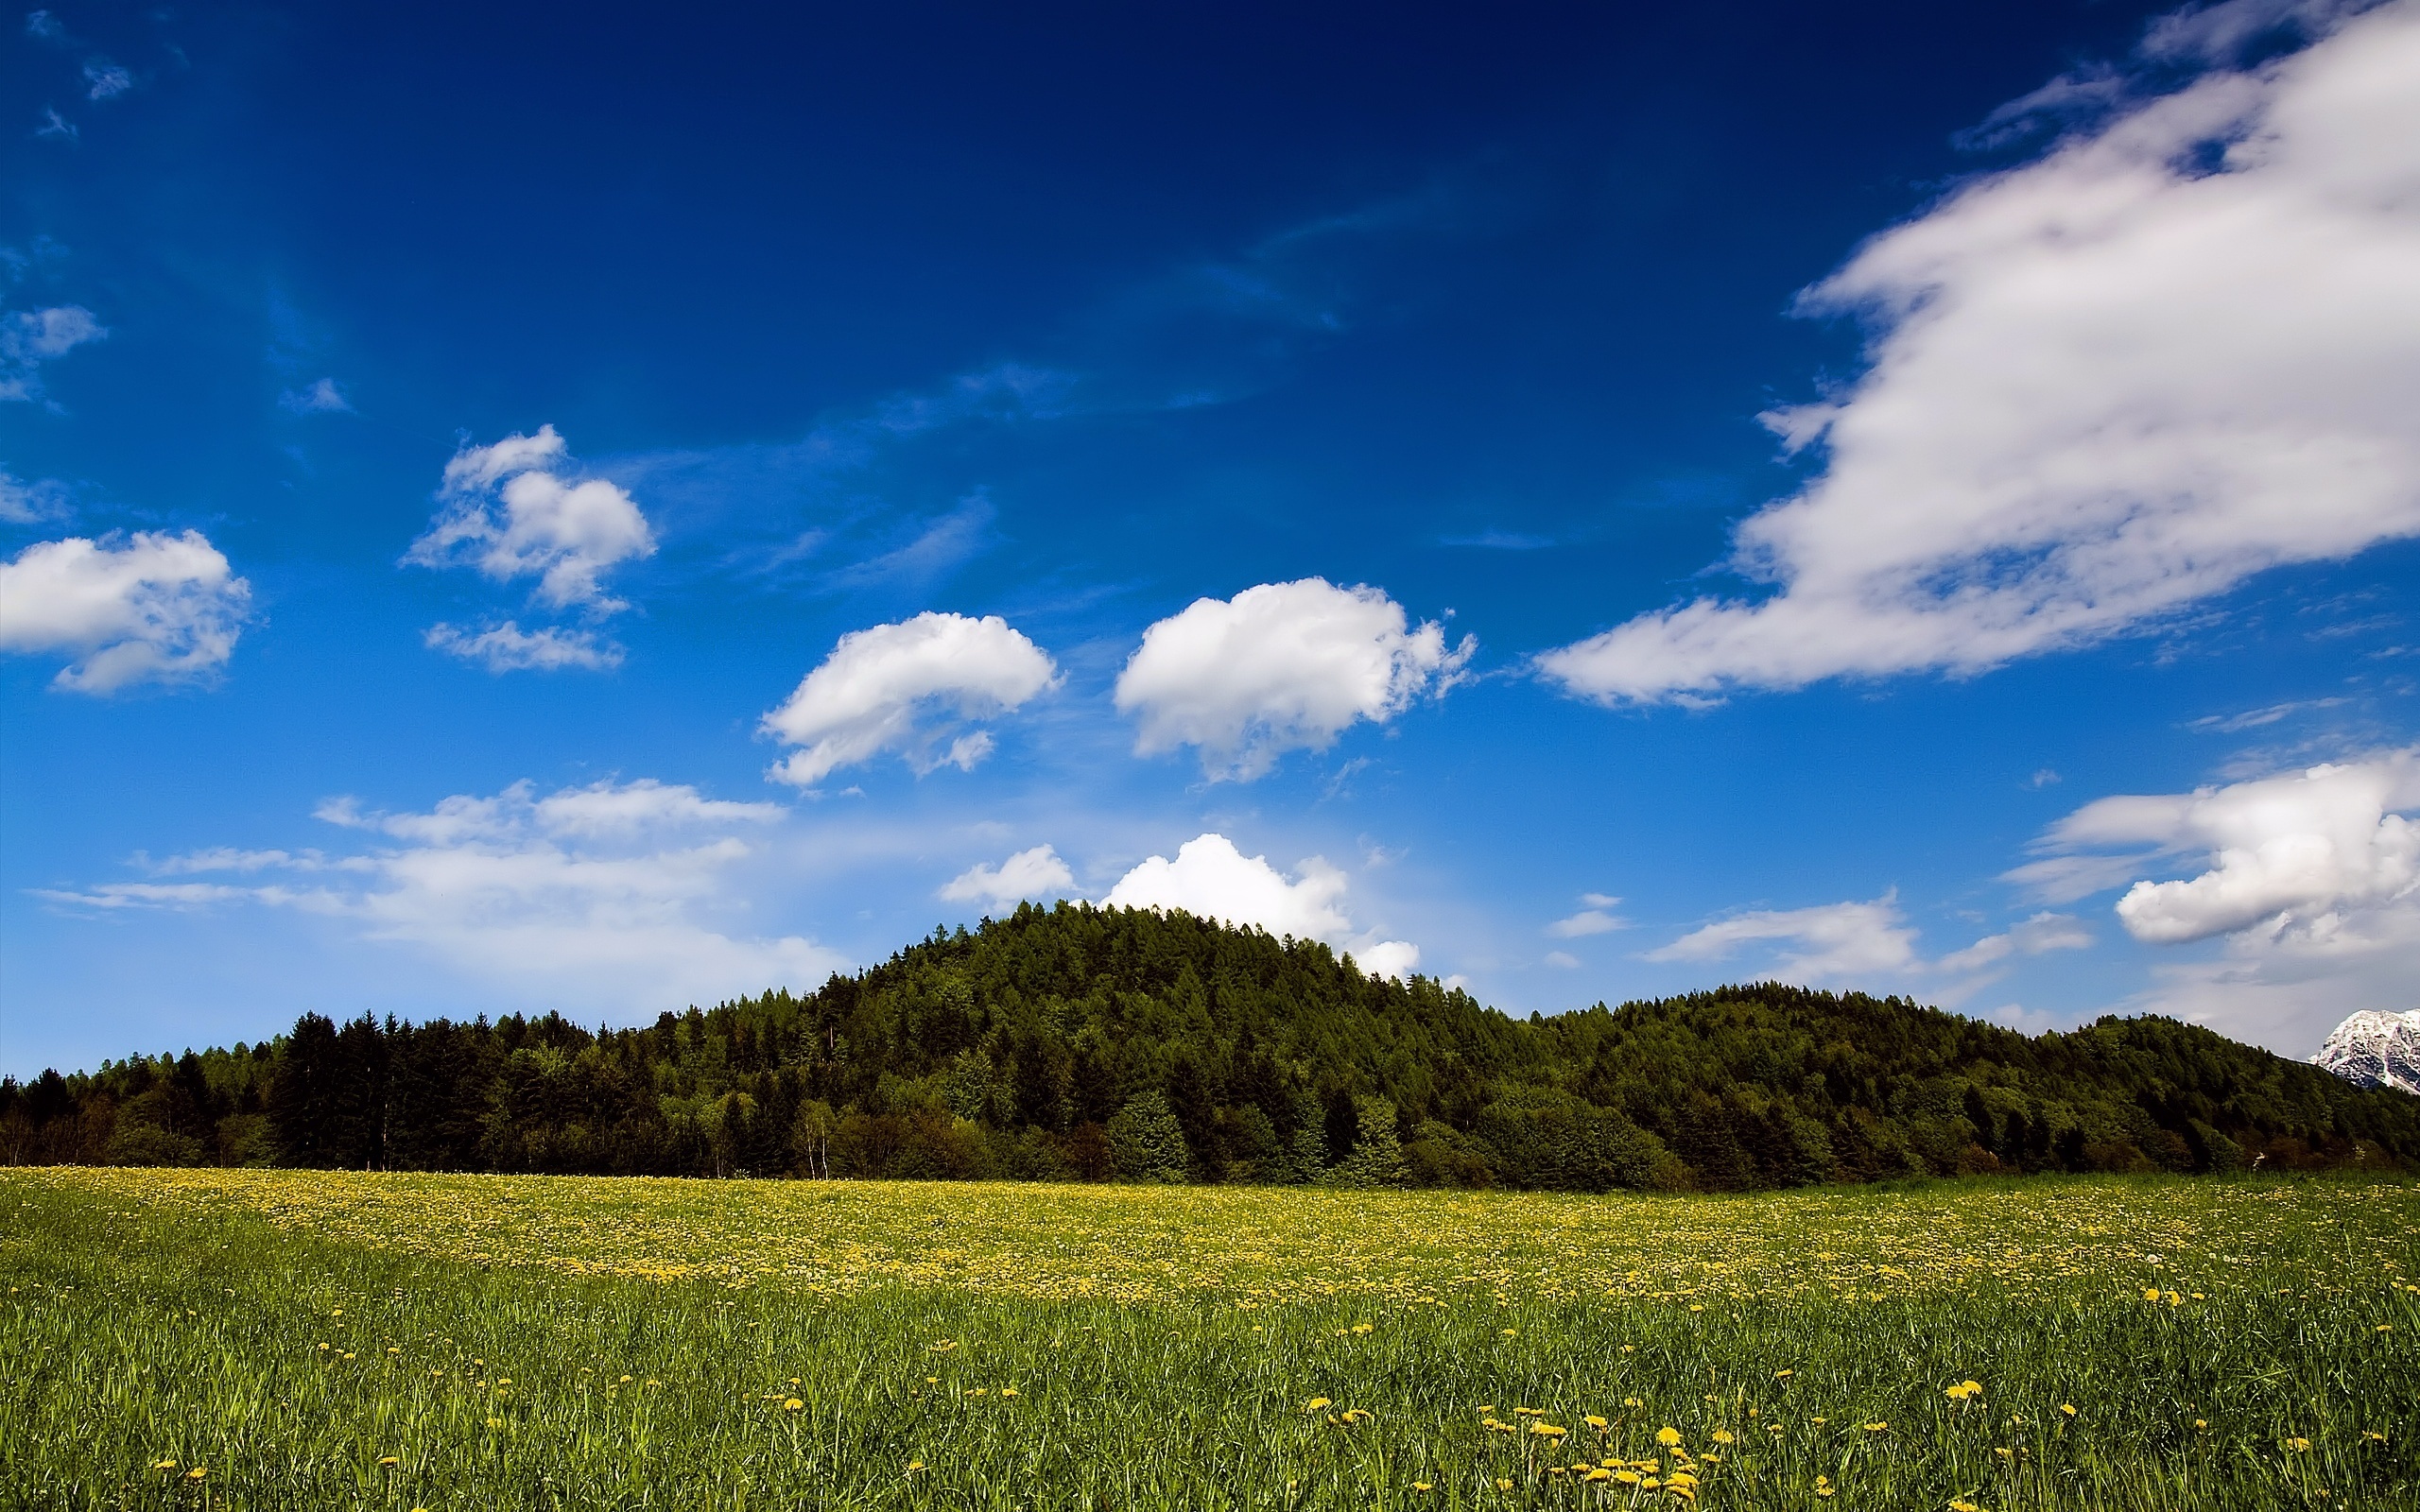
[1412,1482,1432,1492]
[1585,1414,1608,1429]
[1774,1368,1793,1380]
[2060,1403,2078,1418]
[1305,1397,1332,1412]
[1655,1426,1682,1448]
[184,1468,207,1482]
[1864,1421,1889,1433]
[378,1455,399,1467]
[783,1397,804,1411]
[1624,1396,1643,1408]
[1711,1429,1735,1445]
[907,1459,925,1472]
[152,1459,176,1472]
[1001,1387,1019,1398]
[2286,1437,2311,1452]
[1496,1480,1514,1491]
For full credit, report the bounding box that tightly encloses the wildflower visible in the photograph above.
[378,1455,398,1467]
[1501,1327,1518,1336]
[1616,1470,1641,1486]
[2287,1437,2311,1452]
[1002,1387,1019,1398]
[1950,1501,1980,1511]
[1688,1304,1704,1313]
[1655,1427,1682,1448]
[2060,1404,2077,1418]
[1864,1421,1889,1433]
[184,1468,207,1482]
[1585,1469,1612,1482]
[1585,1414,1608,1429]
[1774,1368,1793,1380]
[1478,1404,1495,1413]
[152,1459,176,1471]
[1496,1480,1514,1491]
[783,1398,804,1411]
[2195,1419,2207,1430]
[907,1459,925,1472]
[1305,1397,1332,1412]
[1352,1322,1374,1333]
[2146,1287,2163,1301]
[1412,1482,1432,1492]
[1624,1397,1643,1408]
[1711,1430,1735,1445]
[1532,1421,1567,1436]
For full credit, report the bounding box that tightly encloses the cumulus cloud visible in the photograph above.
[1541,0,2420,705]
[1100,832,1420,979]
[2025,749,2420,943]
[1,304,105,402]
[2014,748,2420,1051]
[940,844,1078,912]
[279,377,351,415]
[424,620,622,674]
[406,425,654,611]
[0,530,251,692]
[1649,893,2089,983]
[1115,578,1473,781]
[43,779,837,1013]
[761,611,1058,787]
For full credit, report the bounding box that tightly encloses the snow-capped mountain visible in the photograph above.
[2311,1009,2420,1095]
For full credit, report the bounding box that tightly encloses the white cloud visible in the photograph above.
[424,620,622,674]
[279,377,351,415]
[1548,896,1627,937]
[1540,1,2420,705]
[2018,748,2420,1052]
[0,467,71,524]
[82,60,130,99]
[1115,577,1474,781]
[0,530,251,692]
[1935,912,2095,973]
[2031,749,2420,943]
[761,611,1059,787]
[1543,950,1582,970]
[406,425,654,612]
[1,304,105,402]
[1100,832,1420,979]
[44,779,840,1013]
[1647,893,2086,984]
[940,844,1078,912]
[1647,895,1923,981]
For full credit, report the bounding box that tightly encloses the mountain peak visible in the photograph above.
[2313,1009,2420,1095]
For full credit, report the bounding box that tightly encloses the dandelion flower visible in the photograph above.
[1864,1421,1889,1433]
[2287,1437,2311,1452]
[2060,1403,2077,1418]
[1413,1482,1432,1492]
[152,1459,176,1472]
[784,1398,804,1411]
[1002,1387,1019,1398]
[184,1468,207,1482]
[378,1455,398,1467]
[1585,1415,1608,1429]
[1655,1427,1682,1448]
[1305,1397,1331,1412]
[1711,1430,1735,1445]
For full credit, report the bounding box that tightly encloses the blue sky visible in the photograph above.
[6,0,2416,1076]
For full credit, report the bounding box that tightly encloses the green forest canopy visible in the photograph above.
[6,902,2412,1190]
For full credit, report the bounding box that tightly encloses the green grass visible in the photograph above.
[2,1169,2414,1510]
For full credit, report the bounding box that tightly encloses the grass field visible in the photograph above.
[3,1170,2414,1510]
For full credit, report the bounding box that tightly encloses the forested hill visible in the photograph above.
[7,902,2414,1190]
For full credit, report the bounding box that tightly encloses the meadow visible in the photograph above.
[2,1169,2413,1510]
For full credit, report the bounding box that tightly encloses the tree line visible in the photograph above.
[6,902,2413,1190]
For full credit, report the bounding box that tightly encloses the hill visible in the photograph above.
[6,902,2413,1189]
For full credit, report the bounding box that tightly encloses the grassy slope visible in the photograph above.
[3,1169,2415,1511]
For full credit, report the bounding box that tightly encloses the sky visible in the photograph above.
[4,0,2416,1077]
